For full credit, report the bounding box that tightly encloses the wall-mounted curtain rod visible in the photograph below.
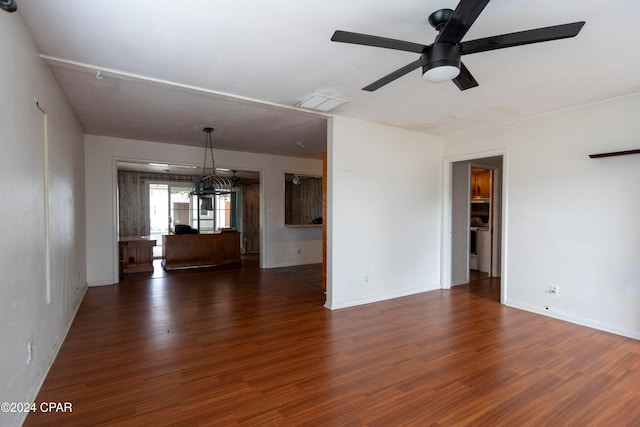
[588,149,640,159]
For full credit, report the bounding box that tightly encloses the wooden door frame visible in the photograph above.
[322,152,327,292]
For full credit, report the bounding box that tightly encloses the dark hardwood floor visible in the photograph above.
[25,261,640,426]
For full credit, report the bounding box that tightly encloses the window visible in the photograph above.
[194,193,231,232]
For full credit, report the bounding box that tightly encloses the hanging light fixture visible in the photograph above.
[190,127,235,200]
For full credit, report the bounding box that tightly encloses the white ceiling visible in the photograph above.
[16,0,640,160]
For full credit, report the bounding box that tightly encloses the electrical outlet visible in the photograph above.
[364,275,368,284]
[549,285,559,296]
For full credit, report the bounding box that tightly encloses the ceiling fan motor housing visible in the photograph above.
[422,43,461,81]
[428,8,453,31]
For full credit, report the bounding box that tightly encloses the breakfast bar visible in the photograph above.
[161,231,241,270]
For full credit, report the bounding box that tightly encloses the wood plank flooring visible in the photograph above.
[270,263,323,292]
[25,262,640,426]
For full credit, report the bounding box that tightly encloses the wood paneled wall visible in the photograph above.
[117,171,192,236]
[285,177,322,225]
[322,152,327,291]
[242,180,260,253]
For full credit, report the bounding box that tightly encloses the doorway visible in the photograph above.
[117,163,261,265]
[149,182,197,258]
[449,155,504,289]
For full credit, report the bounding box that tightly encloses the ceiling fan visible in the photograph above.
[331,0,585,91]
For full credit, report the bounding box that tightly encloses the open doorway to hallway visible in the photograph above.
[451,155,503,286]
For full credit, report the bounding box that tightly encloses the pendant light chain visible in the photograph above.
[190,127,240,198]
[206,127,216,176]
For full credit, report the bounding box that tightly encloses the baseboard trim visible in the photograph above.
[505,299,640,341]
[87,279,115,287]
[16,285,88,427]
[325,284,440,310]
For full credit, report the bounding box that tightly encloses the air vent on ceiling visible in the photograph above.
[296,93,348,112]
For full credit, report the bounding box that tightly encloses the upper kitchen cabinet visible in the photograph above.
[471,169,491,198]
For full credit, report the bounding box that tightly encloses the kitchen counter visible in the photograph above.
[162,232,241,270]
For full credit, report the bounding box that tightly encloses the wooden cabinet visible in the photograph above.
[119,236,156,279]
[162,232,241,270]
[471,169,491,198]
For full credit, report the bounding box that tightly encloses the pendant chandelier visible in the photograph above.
[190,127,238,199]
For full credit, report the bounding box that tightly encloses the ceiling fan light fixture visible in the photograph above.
[423,63,460,82]
[421,43,461,83]
[1,0,17,12]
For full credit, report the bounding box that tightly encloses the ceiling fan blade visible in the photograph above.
[437,0,492,44]
[452,62,479,91]
[331,30,426,53]
[362,59,422,91]
[461,21,585,55]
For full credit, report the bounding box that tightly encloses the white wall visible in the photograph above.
[444,94,640,339]
[85,135,323,285]
[326,117,443,309]
[0,11,86,427]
